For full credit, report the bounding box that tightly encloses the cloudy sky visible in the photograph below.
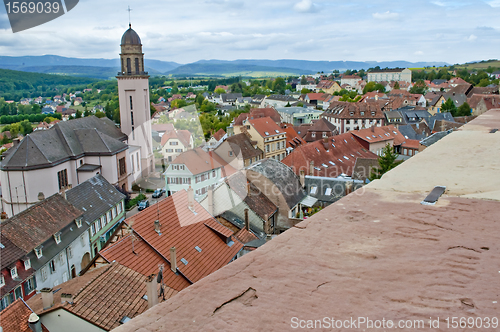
[0,0,499,64]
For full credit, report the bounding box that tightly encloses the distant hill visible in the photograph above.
[0,68,96,100]
[0,55,181,78]
[168,59,450,76]
[166,63,314,77]
[0,55,450,79]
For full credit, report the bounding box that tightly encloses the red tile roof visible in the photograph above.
[282,126,306,149]
[1,194,83,252]
[350,125,404,144]
[282,133,378,177]
[324,101,385,120]
[234,228,259,244]
[212,128,226,141]
[0,299,49,332]
[99,234,191,291]
[160,129,192,147]
[121,190,243,283]
[234,108,281,126]
[171,147,236,177]
[247,117,284,138]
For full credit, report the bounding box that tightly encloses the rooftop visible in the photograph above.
[0,299,49,332]
[112,109,500,332]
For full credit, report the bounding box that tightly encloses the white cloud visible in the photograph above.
[486,0,500,7]
[293,0,318,13]
[466,34,477,41]
[414,51,424,55]
[372,11,399,20]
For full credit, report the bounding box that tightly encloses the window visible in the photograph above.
[49,260,56,274]
[90,223,96,236]
[311,132,316,138]
[119,157,126,176]
[212,170,216,177]
[14,286,22,300]
[35,247,43,259]
[325,188,332,196]
[95,220,101,232]
[24,259,31,270]
[57,169,68,190]
[322,132,327,138]
[229,151,233,157]
[75,218,82,228]
[68,245,73,259]
[100,216,106,228]
[53,232,61,244]
[310,186,317,194]
[118,201,123,213]
[41,267,48,281]
[59,253,64,266]
[113,206,117,218]
[130,111,134,126]
[126,58,131,74]
[10,267,18,279]
[175,149,183,153]
[107,211,112,222]
[170,141,179,146]
[167,149,173,153]
[135,58,139,74]
[129,96,133,110]
[0,274,4,287]
[24,277,36,294]
[136,154,139,171]
[266,145,270,153]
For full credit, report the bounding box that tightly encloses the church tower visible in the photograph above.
[117,24,154,177]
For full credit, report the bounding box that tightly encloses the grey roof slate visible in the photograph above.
[398,125,427,140]
[304,176,363,204]
[247,159,306,209]
[2,117,128,171]
[420,129,453,147]
[65,174,125,226]
[426,113,455,131]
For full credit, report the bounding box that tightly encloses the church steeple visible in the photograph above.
[118,25,146,76]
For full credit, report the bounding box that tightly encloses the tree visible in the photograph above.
[75,110,82,119]
[369,144,402,181]
[214,88,226,95]
[301,88,311,94]
[300,75,307,85]
[456,102,471,116]
[441,98,457,115]
[393,81,400,90]
[409,80,427,95]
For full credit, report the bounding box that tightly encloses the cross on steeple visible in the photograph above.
[127,6,132,28]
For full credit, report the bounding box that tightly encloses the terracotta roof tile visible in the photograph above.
[1,194,83,252]
[0,299,49,332]
[212,128,226,141]
[223,133,263,160]
[247,117,284,138]
[160,130,192,147]
[120,190,242,284]
[234,228,259,244]
[281,126,306,149]
[282,133,378,178]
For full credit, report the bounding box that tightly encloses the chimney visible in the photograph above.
[345,181,353,196]
[145,274,158,309]
[323,137,329,150]
[244,209,250,231]
[41,288,54,310]
[187,186,195,211]
[309,161,314,176]
[60,188,66,200]
[170,247,177,273]
[207,188,214,215]
[28,313,42,332]
[299,170,305,188]
[154,220,161,235]
[375,95,379,101]
[37,192,45,201]
[60,293,72,304]
[1,212,7,220]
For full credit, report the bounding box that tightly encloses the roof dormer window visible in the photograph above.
[75,217,83,228]
[24,258,31,270]
[10,266,18,279]
[35,246,43,259]
[53,232,62,245]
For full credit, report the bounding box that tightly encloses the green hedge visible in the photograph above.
[125,193,146,210]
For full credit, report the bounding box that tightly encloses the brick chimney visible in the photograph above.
[187,186,195,211]
[145,274,158,309]
[323,137,329,150]
[244,209,249,231]
[299,170,305,187]
[207,188,214,215]
[41,288,53,310]
[170,247,177,273]
[154,220,161,235]
[28,313,42,332]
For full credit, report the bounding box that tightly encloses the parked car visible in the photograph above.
[138,200,150,211]
[152,188,165,198]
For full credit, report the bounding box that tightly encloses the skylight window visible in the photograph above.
[314,167,321,171]
[332,144,336,148]
[53,233,61,244]
[181,258,188,265]
[265,132,269,136]
[315,148,320,152]
[275,130,280,133]
[366,136,371,140]
[344,156,349,160]
[329,161,336,166]
[344,139,347,143]
[35,246,43,259]
[322,163,328,168]
[325,188,332,196]
[120,317,132,324]
[195,246,202,252]
[310,186,317,194]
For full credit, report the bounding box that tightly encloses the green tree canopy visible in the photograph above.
[369,144,403,181]
[456,102,471,117]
